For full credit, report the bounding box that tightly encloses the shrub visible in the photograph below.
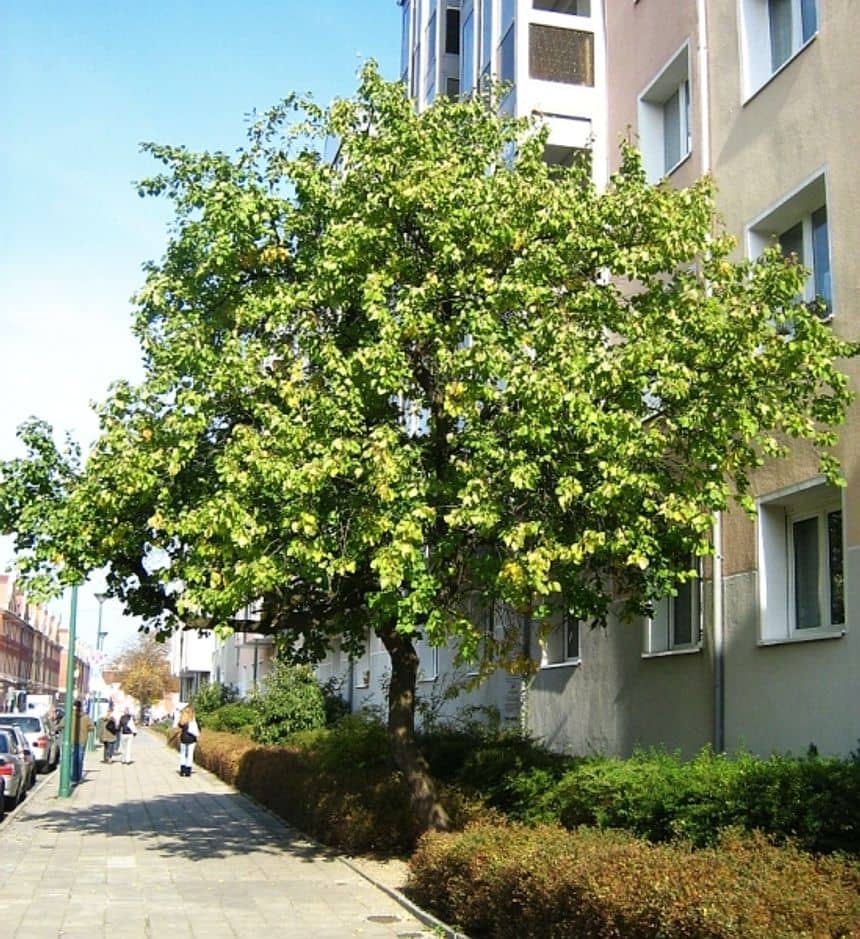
[318,676,351,726]
[250,661,326,744]
[553,747,860,854]
[408,821,860,938]
[190,681,239,714]
[201,701,258,735]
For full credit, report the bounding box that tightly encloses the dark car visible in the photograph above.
[0,725,36,790]
[0,713,59,772]
[0,729,27,809]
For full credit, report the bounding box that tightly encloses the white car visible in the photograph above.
[0,713,59,773]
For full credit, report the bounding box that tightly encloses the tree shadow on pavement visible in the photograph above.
[29,791,339,864]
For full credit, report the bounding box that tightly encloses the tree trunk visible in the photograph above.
[378,626,449,833]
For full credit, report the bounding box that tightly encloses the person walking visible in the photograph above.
[57,700,94,784]
[174,704,199,777]
[117,708,137,764]
[97,708,119,763]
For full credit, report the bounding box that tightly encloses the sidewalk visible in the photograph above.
[0,730,439,938]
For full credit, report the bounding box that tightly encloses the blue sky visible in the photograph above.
[0,2,399,655]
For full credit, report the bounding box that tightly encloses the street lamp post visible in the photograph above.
[88,592,109,752]
[58,585,79,798]
[94,592,108,651]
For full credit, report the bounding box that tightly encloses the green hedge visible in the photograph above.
[408,821,860,938]
[424,733,860,855]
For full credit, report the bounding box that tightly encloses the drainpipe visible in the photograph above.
[713,512,725,753]
[695,0,723,752]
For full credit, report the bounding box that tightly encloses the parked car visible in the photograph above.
[0,713,60,772]
[0,725,36,790]
[0,729,27,809]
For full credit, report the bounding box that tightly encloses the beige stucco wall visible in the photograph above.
[605,0,701,184]
[707,0,860,757]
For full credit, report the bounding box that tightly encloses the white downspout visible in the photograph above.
[695,0,724,753]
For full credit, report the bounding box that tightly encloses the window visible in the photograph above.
[529,24,594,86]
[759,479,845,643]
[741,0,818,96]
[638,44,691,182]
[769,0,817,71]
[445,6,461,54]
[481,0,493,71]
[353,630,371,688]
[401,0,412,82]
[541,612,580,667]
[645,570,701,655]
[445,76,461,98]
[416,635,439,682]
[426,11,438,103]
[748,173,832,318]
[461,9,475,94]
[533,0,591,13]
[499,24,515,83]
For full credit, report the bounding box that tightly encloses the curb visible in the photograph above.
[339,854,470,939]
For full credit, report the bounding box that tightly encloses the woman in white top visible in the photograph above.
[174,704,200,777]
[118,708,138,764]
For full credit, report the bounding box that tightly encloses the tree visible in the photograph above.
[0,64,855,831]
[111,634,172,709]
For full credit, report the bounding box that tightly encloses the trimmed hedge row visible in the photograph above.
[408,821,860,938]
[192,726,419,853]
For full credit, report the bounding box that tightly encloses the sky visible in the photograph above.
[0,1,400,660]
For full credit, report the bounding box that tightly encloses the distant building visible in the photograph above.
[0,573,74,708]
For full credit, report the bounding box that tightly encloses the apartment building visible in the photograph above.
[0,573,65,706]
[358,0,858,759]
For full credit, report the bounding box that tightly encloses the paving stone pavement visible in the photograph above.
[0,730,439,938]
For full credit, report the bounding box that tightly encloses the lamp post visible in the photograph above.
[94,592,108,651]
[88,592,109,752]
[58,585,79,798]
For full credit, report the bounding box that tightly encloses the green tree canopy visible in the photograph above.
[0,64,855,829]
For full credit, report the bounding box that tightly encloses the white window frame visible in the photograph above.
[540,612,581,669]
[758,477,846,645]
[532,0,591,15]
[426,9,438,104]
[416,636,439,683]
[746,170,832,320]
[460,2,475,95]
[638,42,691,183]
[739,0,819,100]
[644,568,702,657]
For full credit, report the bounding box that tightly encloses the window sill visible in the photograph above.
[743,34,818,107]
[758,628,845,648]
[641,645,702,660]
[417,676,438,684]
[664,149,692,179]
[540,659,581,670]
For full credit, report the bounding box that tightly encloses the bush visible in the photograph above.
[250,661,326,744]
[422,733,860,855]
[190,681,239,714]
[319,676,351,726]
[553,747,860,854]
[408,821,860,938]
[201,702,258,735]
